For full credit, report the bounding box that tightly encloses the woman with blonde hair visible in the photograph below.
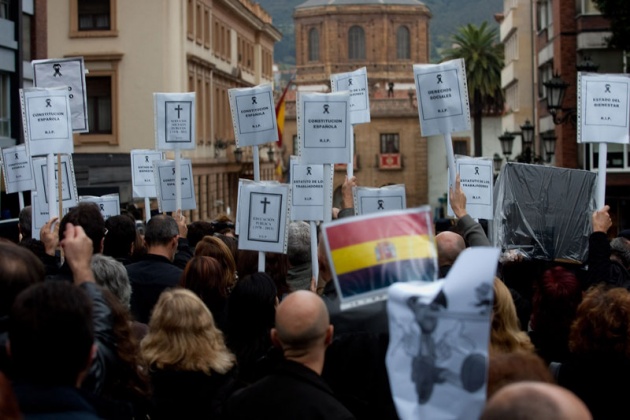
[141,289,236,419]
[491,278,534,353]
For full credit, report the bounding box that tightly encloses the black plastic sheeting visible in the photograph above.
[492,162,597,263]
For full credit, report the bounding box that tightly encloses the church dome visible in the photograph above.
[296,0,427,9]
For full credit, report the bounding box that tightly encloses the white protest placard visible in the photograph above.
[153,159,196,212]
[21,87,74,156]
[354,184,407,215]
[131,149,163,198]
[32,57,89,133]
[414,59,471,136]
[229,84,278,147]
[30,191,49,240]
[237,181,290,254]
[32,154,78,209]
[154,92,196,150]
[578,72,630,144]
[2,144,35,193]
[330,67,371,124]
[290,156,327,221]
[297,91,352,164]
[80,194,121,220]
[386,247,499,420]
[448,158,494,220]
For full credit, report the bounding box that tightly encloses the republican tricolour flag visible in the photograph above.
[275,78,293,147]
[322,206,437,307]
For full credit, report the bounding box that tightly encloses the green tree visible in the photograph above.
[442,22,504,157]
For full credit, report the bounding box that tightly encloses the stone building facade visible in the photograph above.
[44,0,280,220]
[284,0,433,208]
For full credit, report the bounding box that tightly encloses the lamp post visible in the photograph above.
[493,153,503,177]
[498,130,516,162]
[542,132,557,162]
[234,148,243,163]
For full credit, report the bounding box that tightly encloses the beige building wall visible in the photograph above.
[45,0,280,219]
[499,0,536,157]
[46,0,280,156]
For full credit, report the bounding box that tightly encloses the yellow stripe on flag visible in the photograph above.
[330,234,434,275]
[277,100,286,137]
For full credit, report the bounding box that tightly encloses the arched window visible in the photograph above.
[348,26,365,60]
[308,28,319,61]
[397,26,410,59]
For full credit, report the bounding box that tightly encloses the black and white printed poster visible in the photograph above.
[237,181,289,254]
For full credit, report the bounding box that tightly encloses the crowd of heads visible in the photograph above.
[3,193,630,419]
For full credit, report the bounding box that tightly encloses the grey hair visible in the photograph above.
[287,221,311,266]
[611,237,630,270]
[19,206,32,240]
[91,254,132,309]
[144,215,179,246]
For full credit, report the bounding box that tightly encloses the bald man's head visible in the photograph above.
[436,231,465,267]
[481,382,591,420]
[272,290,332,353]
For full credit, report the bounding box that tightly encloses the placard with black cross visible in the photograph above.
[248,192,283,243]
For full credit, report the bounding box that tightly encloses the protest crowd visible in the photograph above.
[0,169,629,420]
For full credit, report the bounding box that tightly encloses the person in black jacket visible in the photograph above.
[126,214,183,323]
[586,205,630,289]
[9,223,104,419]
[226,290,354,420]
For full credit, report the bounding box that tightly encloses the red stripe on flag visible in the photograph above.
[275,78,293,147]
[326,212,431,250]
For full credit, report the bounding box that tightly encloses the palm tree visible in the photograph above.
[442,22,504,157]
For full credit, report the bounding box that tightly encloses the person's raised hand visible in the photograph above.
[175,209,187,237]
[449,174,467,219]
[61,223,95,284]
[592,205,612,233]
[40,216,59,256]
[342,176,357,209]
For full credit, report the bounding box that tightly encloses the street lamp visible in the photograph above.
[520,120,534,150]
[542,132,557,162]
[493,153,503,174]
[234,148,243,163]
[498,130,516,161]
[543,72,576,125]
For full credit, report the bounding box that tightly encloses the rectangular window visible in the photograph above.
[78,54,121,145]
[204,7,210,48]
[85,76,112,134]
[505,82,519,112]
[187,0,194,40]
[0,73,10,139]
[195,2,202,44]
[0,0,8,19]
[576,0,600,15]
[536,0,553,31]
[538,62,553,99]
[78,0,110,30]
[453,138,470,156]
[71,0,117,37]
[22,13,32,62]
[380,133,400,153]
[504,32,518,63]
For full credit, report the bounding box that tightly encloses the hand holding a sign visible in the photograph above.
[61,223,95,284]
[342,176,357,209]
[592,205,612,233]
[449,174,467,219]
[40,216,59,257]
[175,209,188,237]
